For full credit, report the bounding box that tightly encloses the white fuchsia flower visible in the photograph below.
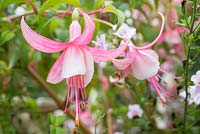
[114,23,136,41]
[191,70,200,85]
[127,104,143,119]
[179,71,200,105]
[92,34,107,50]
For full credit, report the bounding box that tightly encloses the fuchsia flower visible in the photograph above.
[112,13,179,104]
[179,71,200,105]
[92,34,107,50]
[127,104,143,119]
[21,9,126,126]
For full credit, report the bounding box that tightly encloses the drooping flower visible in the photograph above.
[179,71,200,105]
[127,104,143,119]
[21,9,126,126]
[112,13,179,104]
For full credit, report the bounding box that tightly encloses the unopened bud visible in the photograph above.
[72,8,79,21]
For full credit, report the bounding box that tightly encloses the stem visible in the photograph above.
[190,0,197,33]
[183,46,190,133]
[93,18,114,28]
[2,8,105,22]
[87,7,104,15]
[26,0,38,14]
[27,62,91,134]
[182,0,197,132]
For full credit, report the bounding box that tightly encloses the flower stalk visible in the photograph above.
[182,0,198,133]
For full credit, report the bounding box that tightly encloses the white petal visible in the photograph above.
[131,49,160,80]
[62,46,86,78]
[83,49,94,87]
[114,23,136,39]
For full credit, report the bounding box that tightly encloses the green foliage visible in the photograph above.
[0,30,15,46]
[93,0,104,9]
[49,113,67,126]
[38,0,80,16]
[80,0,95,10]
[48,114,67,134]
[0,0,24,10]
[104,1,125,26]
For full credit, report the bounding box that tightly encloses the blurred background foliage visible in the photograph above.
[0,0,200,134]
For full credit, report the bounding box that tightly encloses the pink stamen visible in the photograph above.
[156,74,168,85]
[149,77,167,104]
[79,75,86,100]
[70,77,75,103]
[64,75,86,126]
[153,78,174,99]
[64,86,71,113]
[75,86,79,123]
[159,68,182,80]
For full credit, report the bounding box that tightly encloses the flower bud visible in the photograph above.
[72,8,79,21]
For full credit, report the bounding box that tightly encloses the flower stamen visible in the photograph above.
[64,75,87,127]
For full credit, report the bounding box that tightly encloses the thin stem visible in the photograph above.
[87,7,104,15]
[182,0,197,132]
[93,18,114,27]
[190,0,197,33]
[26,0,38,14]
[2,8,105,23]
[183,46,190,133]
[27,62,91,134]
[2,10,34,22]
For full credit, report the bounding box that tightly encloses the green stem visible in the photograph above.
[190,0,197,33]
[183,45,190,133]
[182,0,197,132]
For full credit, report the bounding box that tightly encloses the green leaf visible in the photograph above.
[8,44,19,69]
[38,0,80,16]
[0,30,15,46]
[0,0,24,10]
[50,126,66,134]
[49,113,56,125]
[93,0,104,9]
[104,3,125,26]
[0,60,9,74]
[80,0,95,10]
[55,115,67,126]
[48,114,67,126]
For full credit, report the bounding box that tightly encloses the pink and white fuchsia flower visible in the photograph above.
[21,9,126,126]
[112,13,180,104]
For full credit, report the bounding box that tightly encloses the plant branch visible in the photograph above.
[183,45,190,134]
[27,62,91,134]
[2,7,105,23]
[182,0,197,133]
[26,0,38,14]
